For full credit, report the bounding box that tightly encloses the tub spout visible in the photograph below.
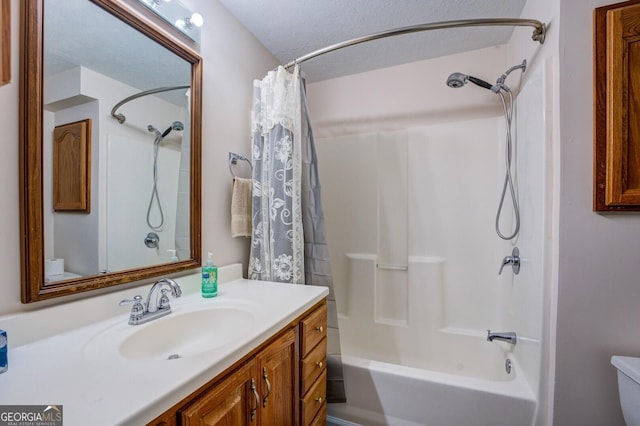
[487,330,517,345]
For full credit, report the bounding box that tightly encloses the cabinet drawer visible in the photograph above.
[300,337,327,396]
[301,369,326,426]
[308,401,327,426]
[300,303,327,357]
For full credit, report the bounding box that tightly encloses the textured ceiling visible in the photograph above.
[218,0,529,82]
[44,0,190,105]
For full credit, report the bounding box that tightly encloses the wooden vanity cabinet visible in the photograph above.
[179,329,296,425]
[148,300,327,426]
[299,303,328,426]
[255,328,297,426]
[180,360,256,425]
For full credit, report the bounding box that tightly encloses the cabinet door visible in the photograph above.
[180,360,259,426]
[256,328,297,426]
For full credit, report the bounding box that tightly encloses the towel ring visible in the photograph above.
[229,152,253,178]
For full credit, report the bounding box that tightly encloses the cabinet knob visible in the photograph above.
[315,396,324,404]
[316,361,323,369]
[315,326,324,333]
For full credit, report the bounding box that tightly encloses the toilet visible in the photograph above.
[612,355,640,426]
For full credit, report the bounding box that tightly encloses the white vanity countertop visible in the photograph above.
[0,278,328,425]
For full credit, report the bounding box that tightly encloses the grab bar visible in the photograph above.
[377,264,408,271]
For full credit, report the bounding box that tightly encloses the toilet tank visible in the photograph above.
[612,356,640,426]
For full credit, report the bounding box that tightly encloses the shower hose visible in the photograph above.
[495,87,520,240]
[147,136,165,231]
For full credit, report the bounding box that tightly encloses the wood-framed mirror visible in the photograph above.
[20,0,202,303]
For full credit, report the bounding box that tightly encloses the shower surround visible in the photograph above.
[308,46,549,425]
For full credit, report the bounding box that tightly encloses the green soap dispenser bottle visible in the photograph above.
[202,252,218,298]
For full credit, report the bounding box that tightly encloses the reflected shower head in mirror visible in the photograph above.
[446,72,494,90]
[147,121,184,140]
[145,120,184,233]
[161,121,184,138]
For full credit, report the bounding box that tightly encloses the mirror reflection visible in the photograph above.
[42,0,192,283]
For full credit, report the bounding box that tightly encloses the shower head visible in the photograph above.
[446,72,494,91]
[161,121,184,138]
[446,72,468,88]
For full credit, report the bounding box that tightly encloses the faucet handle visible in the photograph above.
[119,295,145,324]
[119,294,143,307]
[158,289,172,310]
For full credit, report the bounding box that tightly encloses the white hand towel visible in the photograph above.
[231,178,252,238]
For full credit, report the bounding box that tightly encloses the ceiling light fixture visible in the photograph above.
[176,13,204,30]
[137,0,203,43]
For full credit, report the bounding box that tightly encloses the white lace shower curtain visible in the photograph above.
[248,65,346,403]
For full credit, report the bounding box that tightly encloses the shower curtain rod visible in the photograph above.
[110,85,190,124]
[283,18,546,69]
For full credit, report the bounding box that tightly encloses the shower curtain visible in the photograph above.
[249,65,346,403]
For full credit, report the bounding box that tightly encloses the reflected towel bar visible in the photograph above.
[377,264,408,271]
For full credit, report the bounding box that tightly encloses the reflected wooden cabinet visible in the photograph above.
[148,300,327,426]
[594,0,640,210]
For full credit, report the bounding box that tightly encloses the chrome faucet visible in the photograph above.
[119,278,182,325]
[499,247,520,275]
[146,278,182,312]
[487,330,517,345]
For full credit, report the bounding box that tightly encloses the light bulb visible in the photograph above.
[189,12,204,28]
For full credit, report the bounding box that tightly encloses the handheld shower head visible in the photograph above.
[446,72,468,88]
[446,72,494,91]
[161,121,184,138]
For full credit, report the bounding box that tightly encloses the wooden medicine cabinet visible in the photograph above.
[594,0,640,210]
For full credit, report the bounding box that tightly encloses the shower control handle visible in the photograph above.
[144,232,160,249]
[499,247,520,275]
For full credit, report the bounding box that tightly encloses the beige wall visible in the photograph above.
[0,0,278,315]
[0,0,23,315]
[554,0,640,424]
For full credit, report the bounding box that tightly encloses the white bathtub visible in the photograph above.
[324,254,538,425]
[327,350,536,426]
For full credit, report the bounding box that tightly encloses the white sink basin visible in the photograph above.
[120,307,256,360]
[84,304,258,362]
